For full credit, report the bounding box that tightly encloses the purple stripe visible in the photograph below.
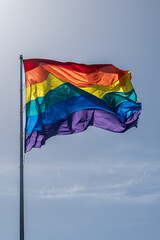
[25,109,141,152]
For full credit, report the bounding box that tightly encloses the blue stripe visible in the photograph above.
[26,94,141,134]
[115,101,141,120]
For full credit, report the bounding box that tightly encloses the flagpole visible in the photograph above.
[20,55,24,240]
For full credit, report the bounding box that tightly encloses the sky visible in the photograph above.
[0,0,160,239]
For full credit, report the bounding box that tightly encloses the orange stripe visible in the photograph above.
[25,65,49,88]
[26,63,127,88]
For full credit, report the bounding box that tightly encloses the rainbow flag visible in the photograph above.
[24,59,141,152]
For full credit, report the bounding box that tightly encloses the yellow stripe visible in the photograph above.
[81,72,133,98]
[26,73,66,103]
[26,72,132,103]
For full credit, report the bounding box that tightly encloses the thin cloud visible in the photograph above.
[1,149,160,204]
[37,184,160,203]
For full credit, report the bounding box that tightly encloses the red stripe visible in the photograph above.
[23,59,113,73]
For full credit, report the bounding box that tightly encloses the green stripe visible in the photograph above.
[26,82,88,117]
[26,81,138,117]
[102,89,138,109]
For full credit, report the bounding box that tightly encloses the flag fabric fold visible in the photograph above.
[24,59,141,152]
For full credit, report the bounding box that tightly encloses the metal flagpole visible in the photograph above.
[20,55,24,240]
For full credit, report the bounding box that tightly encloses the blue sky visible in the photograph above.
[0,0,160,239]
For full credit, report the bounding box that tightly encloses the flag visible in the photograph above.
[23,59,141,152]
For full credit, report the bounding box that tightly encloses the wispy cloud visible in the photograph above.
[30,183,160,204]
[23,156,160,203]
[1,143,160,204]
